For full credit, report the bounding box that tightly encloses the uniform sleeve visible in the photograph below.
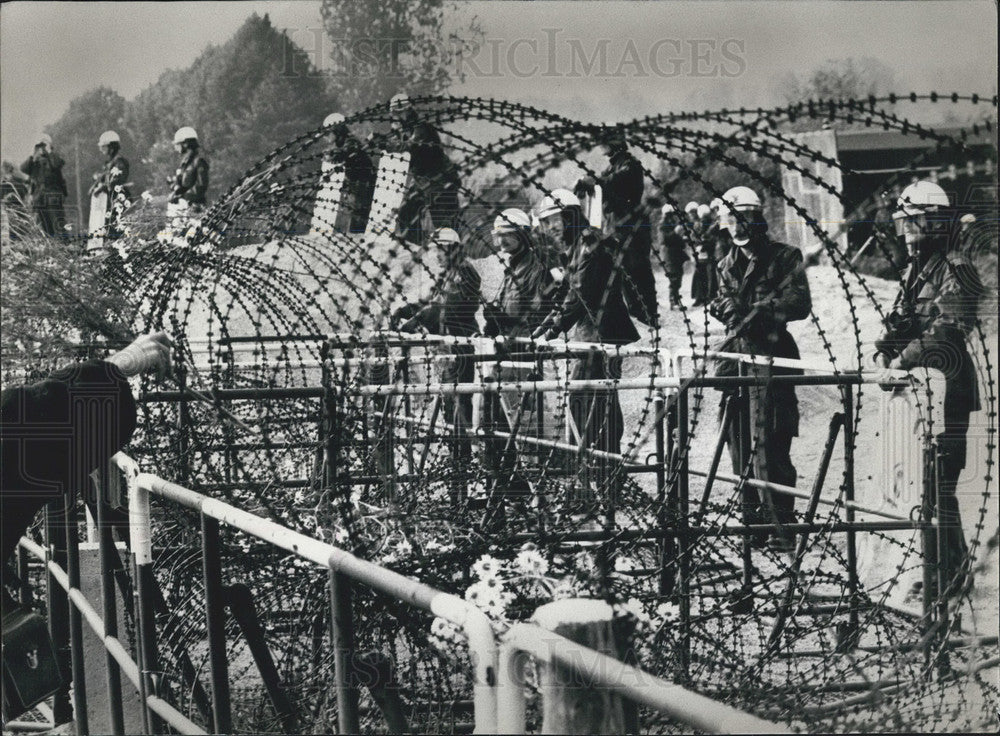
[898,257,983,369]
[193,159,210,201]
[1,360,137,498]
[768,248,811,323]
[19,158,33,176]
[554,236,610,334]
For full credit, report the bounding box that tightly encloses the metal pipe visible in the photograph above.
[677,388,691,680]
[96,488,125,736]
[843,385,860,644]
[128,472,162,734]
[16,537,207,735]
[504,623,786,734]
[201,514,233,734]
[64,492,89,736]
[329,570,360,734]
[45,505,72,723]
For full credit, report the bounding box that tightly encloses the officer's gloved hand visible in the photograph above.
[390,304,418,329]
[709,296,741,327]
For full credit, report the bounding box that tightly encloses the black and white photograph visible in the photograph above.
[1,1,997,733]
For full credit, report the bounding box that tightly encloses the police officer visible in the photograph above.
[691,202,720,305]
[390,94,461,245]
[476,209,558,486]
[89,131,131,238]
[575,128,658,327]
[533,189,639,491]
[393,227,482,458]
[323,113,376,233]
[874,180,985,597]
[659,203,688,309]
[169,126,209,213]
[19,134,67,236]
[709,186,812,551]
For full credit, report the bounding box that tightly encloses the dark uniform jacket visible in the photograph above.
[547,227,639,345]
[709,240,812,361]
[875,250,983,420]
[485,248,557,340]
[1,361,136,564]
[329,135,376,230]
[20,152,67,199]
[595,150,658,326]
[171,151,210,206]
[660,220,689,272]
[398,261,481,337]
[92,154,131,198]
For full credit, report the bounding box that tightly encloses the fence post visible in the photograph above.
[532,598,631,734]
[841,385,860,651]
[201,514,233,734]
[676,388,691,682]
[129,476,163,734]
[329,569,360,734]
[96,477,125,736]
[45,505,73,723]
[655,391,674,596]
[64,492,90,736]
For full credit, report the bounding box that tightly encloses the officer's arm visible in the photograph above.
[553,245,603,335]
[897,259,982,369]
[768,249,812,322]
[194,160,210,200]
[19,158,33,175]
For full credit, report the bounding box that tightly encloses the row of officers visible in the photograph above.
[393,176,984,598]
[17,127,209,237]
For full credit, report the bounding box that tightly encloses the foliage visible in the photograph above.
[781,57,897,132]
[39,15,337,212]
[319,0,483,112]
[0,188,133,382]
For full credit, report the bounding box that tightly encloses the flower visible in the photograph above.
[472,554,502,582]
[551,580,577,600]
[428,616,463,653]
[395,538,414,558]
[620,597,651,626]
[655,602,680,624]
[515,547,549,576]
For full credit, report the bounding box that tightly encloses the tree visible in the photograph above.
[783,57,896,105]
[124,14,339,199]
[320,0,483,112]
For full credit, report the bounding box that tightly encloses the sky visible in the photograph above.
[1,0,996,162]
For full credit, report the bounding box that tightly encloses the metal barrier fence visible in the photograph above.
[13,447,792,735]
[13,332,993,734]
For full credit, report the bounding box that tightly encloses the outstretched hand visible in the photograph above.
[107,332,173,381]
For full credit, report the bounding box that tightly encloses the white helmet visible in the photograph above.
[661,203,676,216]
[431,227,461,246]
[98,130,120,147]
[492,208,532,235]
[173,126,198,145]
[896,180,949,216]
[709,197,723,211]
[697,204,712,218]
[684,201,699,214]
[37,133,52,147]
[535,189,581,220]
[959,213,976,225]
[324,113,346,127]
[389,93,410,110]
[721,186,763,211]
